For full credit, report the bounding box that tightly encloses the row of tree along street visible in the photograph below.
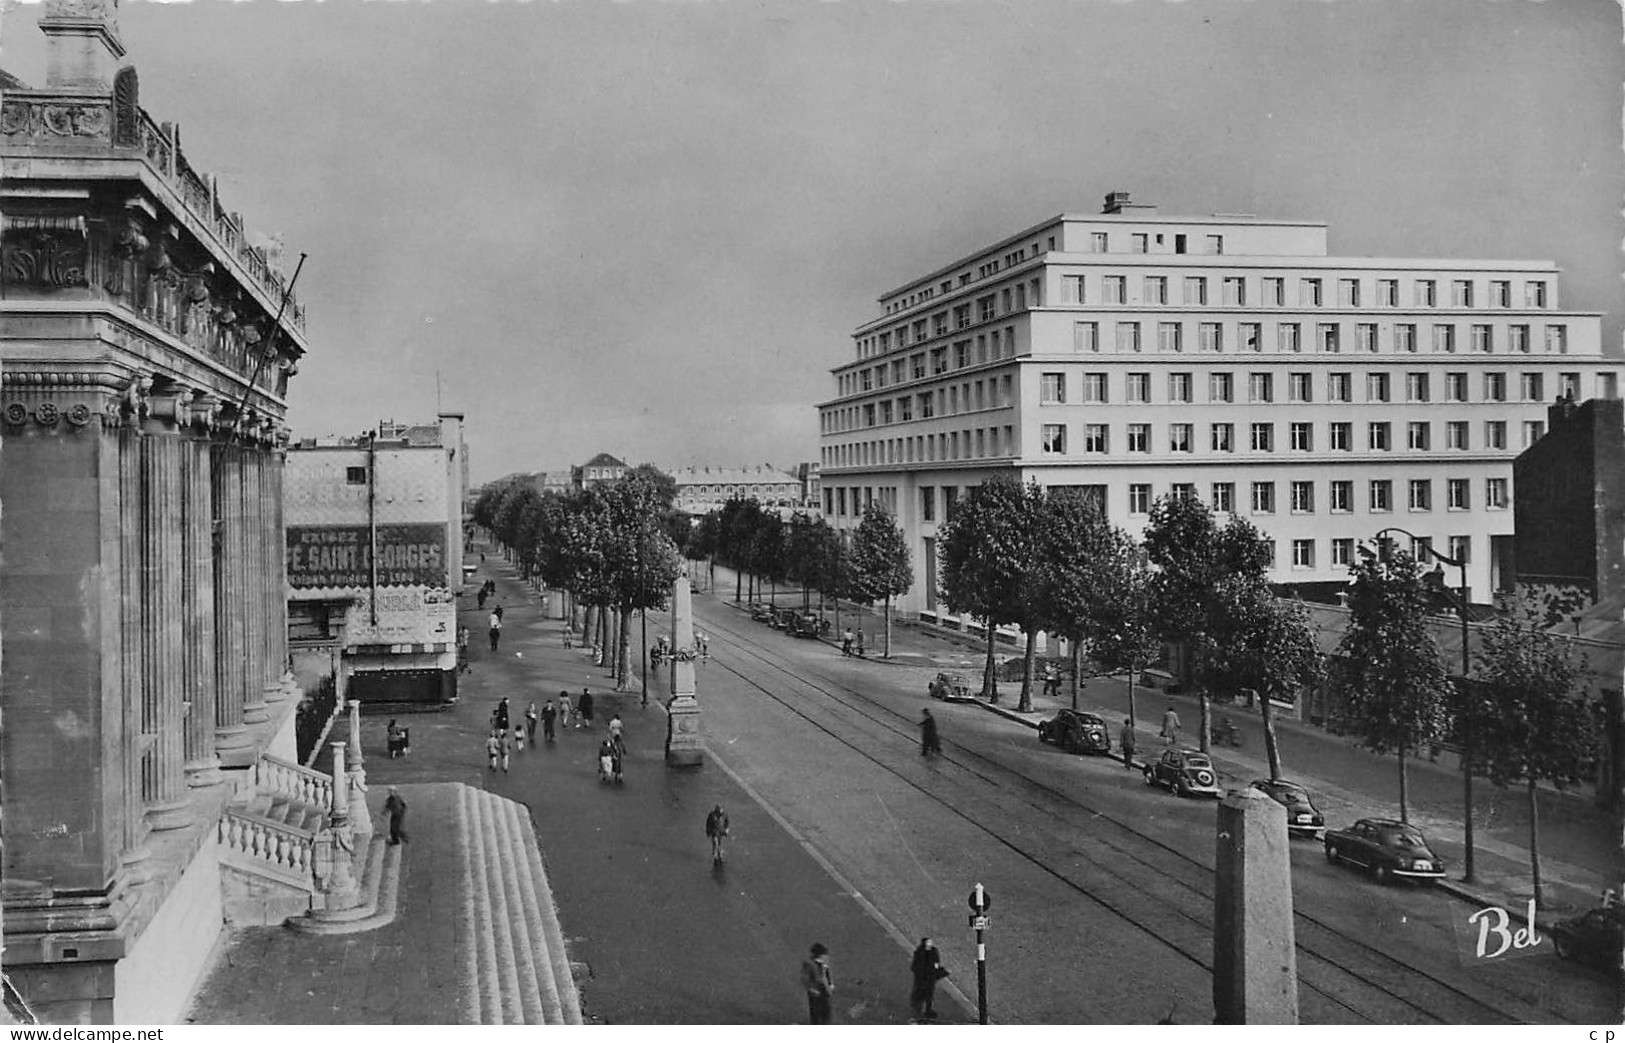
[473,469,1599,900]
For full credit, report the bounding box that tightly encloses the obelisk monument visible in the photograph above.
[665,576,704,766]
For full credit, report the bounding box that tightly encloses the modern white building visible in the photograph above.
[818,192,1619,620]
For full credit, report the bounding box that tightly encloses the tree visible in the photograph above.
[1031,493,1125,710]
[1334,546,1451,823]
[1208,586,1324,781]
[600,473,685,690]
[847,503,913,658]
[1472,591,1592,905]
[1078,532,1161,729]
[937,476,1045,708]
[1141,494,1272,751]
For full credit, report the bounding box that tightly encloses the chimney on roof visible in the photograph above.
[1101,190,1158,217]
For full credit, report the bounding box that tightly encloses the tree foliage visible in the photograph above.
[848,504,913,657]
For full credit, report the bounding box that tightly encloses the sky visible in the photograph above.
[3,0,1621,485]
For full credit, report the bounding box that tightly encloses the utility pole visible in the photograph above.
[967,883,991,1024]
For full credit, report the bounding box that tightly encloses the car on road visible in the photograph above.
[1248,778,1325,837]
[789,613,825,638]
[1037,710,1112,755]
[1549,906,1625,969]
[1323,818,1446,884]
[1143,748,1223,798]
[927,671,973,702]
[749,603,776,624]
[772,607,799,630]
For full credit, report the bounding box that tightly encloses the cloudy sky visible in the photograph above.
[3,0,1621,483]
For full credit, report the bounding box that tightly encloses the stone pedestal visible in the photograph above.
[314,741,360,913]
[1213,787,1298,1024]
[664,577,704,767]
[345,700,373,839]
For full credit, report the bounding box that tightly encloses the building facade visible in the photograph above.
[1,2,309,1021]
[671,463,804,514]
[819,192,1617,619]
[285,415,467,705]
[571,451,627,489]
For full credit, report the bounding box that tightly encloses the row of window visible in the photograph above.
[1128,477,1507,515]
[1066,319,1569,355]
[1060,273,1551,311]
[1036,418,1542,456]
[826,376,1018,433]
[882,236,1059,316]
[840,327,1020,396]
[825,427,1018,469]
[1036,369,1575,406]
[864,283,1043,357]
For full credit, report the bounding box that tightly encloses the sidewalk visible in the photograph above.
[701,563,1622,928]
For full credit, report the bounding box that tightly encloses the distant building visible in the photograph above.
[670,464,804,514]
[572,452,627,489]
[285,414,468,705]
[795,461,822,511]
[1513,396,1625,606]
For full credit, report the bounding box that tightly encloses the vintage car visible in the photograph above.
[749,603,776,624]
[1549,906,1625,969]
[1143,748,1223,798]
[1037,710,1112,755]
[789,613,825,638]
[1323,818,1446,884]
[927,671,973,702]
[1248,778,1325,837]
[772,607,799,630]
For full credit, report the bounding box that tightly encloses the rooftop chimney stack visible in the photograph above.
[1103,190,1132,214]
[40,0,126,92]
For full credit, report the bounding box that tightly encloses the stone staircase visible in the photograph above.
[217,754,334,925]
[457,785,583,1025]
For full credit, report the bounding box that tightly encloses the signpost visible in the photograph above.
[967,883,991,1024]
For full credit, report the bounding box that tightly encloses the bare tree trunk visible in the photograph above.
[983,619,999,703]
[1126,659,1139,733]
[1260,688,1283,781]
[1070,640,1082,711]
[581,604,593,648]
[883,595,892,659]
[1018,629,1037,713]
[1398,746,1410,824]
[1198,693,1211,754]
[734,567,742,603]
[1528,776,1543,907]
[834,596,842,637]
[617,607,634,691]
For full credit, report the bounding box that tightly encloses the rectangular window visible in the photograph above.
[1407,421,1431,450]
[1546,325,1568,354]
[1369,422,1391,451]
[1042,424,1066,455]
[1292,539,1316,569]
[1091,231,1108,253]
[345,466,369,485]
[1127,372,1151,403]
[1289,422,1313,451]
[1339,279,1361,307]
[1520,372,1544,401]
[1330,480,1353,512]
[1416,279,1437,307]
[1278,322,1302,352]
[1433,324,1457,353]
[1251,481,1276,514]
[1447,478,1469,510]
[1239,322,1262,352]
[919,392,934,419]
[900,396,913,421]
[1211,482,1235,513]
[1171,483,1197,501]
[1447,372,1468,401]
[1184,277,1208,306]
[1486,420,1507,449]
[1126,424,1151,453]
[978,296,996,322]
[1446,421,1468,449]
[1329,421,1352,451]
[1332,538,1355,567]
[1168,372,1193,403]
[1509,325,1531,354]
[1144,276,1168,304]
[1318,323,1340,353]
[1103,276,1126,304]
[1206,235,1224,255]
[1289,372,1313,402]
[1452,279,1474,308]
[1209,372,1234,402]
[1408,479,1432,511]
[1378,279,1399,307]
[1484,372,1507,401]
[1367,372,1391,402]
[1223,277,1246,306]
[1560,371,1581,398]
[921,486,936,522]
[1116,322,1141,353]
[1522,420,1546,448]
[1487,477,1508,508]
[1264,540,1277,568]
[1301,278,1323,307]
[1211,423,1234,452]
[1250,422,1274,452]
[1041,372,1066,404]
[1083,424,1109,453]
[1249,372,1274,402]
[1471,324,1492,353]
[1131,233,1149,254]
[1492,280,1510,308]
[1449,535,1472,564]
[1199,323,1223,352]
[1525,281,1548,308]
[1370,479,1393,512]
[1262,278,1285,306]
[1169,423,1193,453]
[1406,372,1430,402]
[1396,323,1417,353]
[1328,372,1352,402]
[1128,483,1152,514]
[1082,372,1108,403]
[1073,322,1099,353]
[912,354,926,379]
[1158,322,1183,353]
[1290,480,1315,513]
[1358,323,1378,352]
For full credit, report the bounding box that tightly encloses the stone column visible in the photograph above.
[320,741,359,909]
[117,426,152,867]
[268,444,290,690]
[1213,787,1298,1024]
[212,442,252,763]
[240,444,268,725]
[260,440,290,706]
[346,700,372,838]
[141,413,190,829]
[665,577,704,767]
[181,428,220,787]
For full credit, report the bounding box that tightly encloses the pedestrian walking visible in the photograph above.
[541,700,557,742]
[558,690,573,730]
[1160,705,1182,746]
[525,702,539,744]
[514,725,526,753]
[1043,662,1060,699]
[1119,717,1137,769]
[486,731,500,772]
[488,609,503,651]
[578,688,595,727]
[705,804,730,864]
[841,628,854,656]
[498,730,511,773]
[598,739,616,783]
[697,631,710,659]
[495,697,510,733]
[920,707,942,757]
[383,787,409,846]
[855,629,865,657]
[477,587,488,610]
[608,713,624,757]
[387,718,408,759]
[909,938,947,1022]
[801,943,834,1024]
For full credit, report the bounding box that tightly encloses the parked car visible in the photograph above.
[1038,710,1112,755]
[927,671,973,702]
[789,613,824,638]
[749,603,776,624]
[1323,818,1446,884]
[1248,778,1325,837]
[772,607,798,630]
[1143,748,1223,798]
[1550,906,1625,969]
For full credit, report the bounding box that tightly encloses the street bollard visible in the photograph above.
[967,883,992,1024]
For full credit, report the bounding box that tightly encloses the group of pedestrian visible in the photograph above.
[839,628,866,657]
[476,578,496,610]
[794,936,946,1025]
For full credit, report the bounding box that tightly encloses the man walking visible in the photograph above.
[495,697,510,734]
[920,708,941,757]
[1119,717,1137,769]
[525,701,539,744]
[383,787,409,846]
[800,943,834,1024]
[486,731,500,772]
[541,699,557,742]
[841,628,854,656]
[488,608,503,651]
[1160,705,1182,746]
[705,804,730,864]
[578,687,595,728]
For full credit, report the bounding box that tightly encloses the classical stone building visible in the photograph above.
[1,2,316,1021]
[670,463,805,514]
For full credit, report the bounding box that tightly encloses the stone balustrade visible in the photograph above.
[254,754,333,811]
[218,810,315,882]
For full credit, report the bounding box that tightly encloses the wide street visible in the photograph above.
[638,575,1617,1024]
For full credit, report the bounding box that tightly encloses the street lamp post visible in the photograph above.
[1374,526,1476,884]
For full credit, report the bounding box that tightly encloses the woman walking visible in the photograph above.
[909,938,947,1022]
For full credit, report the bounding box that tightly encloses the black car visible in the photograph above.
[1323,818,1445,884]
[1143,748,1223,798]
[1550,906,1625,969]
[927,672,973,702]
[789,613,824,638]
[1038,710,1112,755]
[749,603,776,624]
[1249,778,1325,837]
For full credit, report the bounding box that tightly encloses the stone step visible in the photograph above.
[496,794,575,1023]
[481,789,545,1025]
[459,784,501,1024]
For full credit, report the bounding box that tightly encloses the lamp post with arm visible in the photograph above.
[1373,526,1476,884]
